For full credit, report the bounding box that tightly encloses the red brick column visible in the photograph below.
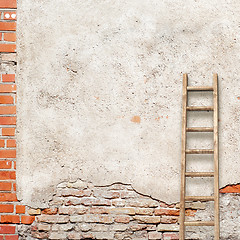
[0,1,34,239]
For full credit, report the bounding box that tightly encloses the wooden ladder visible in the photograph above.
[179,74,219,240]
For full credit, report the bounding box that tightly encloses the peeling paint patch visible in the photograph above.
[131,115,141,124]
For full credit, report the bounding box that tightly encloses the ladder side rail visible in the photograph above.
[179,74,188,240]
[213,73,220,240]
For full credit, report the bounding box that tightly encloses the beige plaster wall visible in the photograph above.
[17,0,240,207]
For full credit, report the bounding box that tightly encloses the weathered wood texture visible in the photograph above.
[179,74,219,240]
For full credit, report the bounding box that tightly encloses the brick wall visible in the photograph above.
[0,0,240,239]
[22,180,185,239]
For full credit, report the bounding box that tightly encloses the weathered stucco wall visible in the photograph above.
[17,0,240,207]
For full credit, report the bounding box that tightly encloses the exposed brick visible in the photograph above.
[89,206,108,214]
[51,223,73,231]
[58,206,75,215]
[157,224,179,232]
[5,235,18,240]
[176,202,206,210]
[147,225,157,231]
[0,182,11,191]
[135,230,148,238]
[110,224,128,231]
[6,139,16,148]
[0,236,3,240]
[84,214,114,224]
[185,209,197,216]
[81,197,111,206]
[0,171,16,179]
[155,208,180,216]
[69,215,86,223]
[108,207,135,215]
[13,182,16,191]
[0,106,16,115]
[31,231,49,239]
[41,208,58,215]
[93,232,114,239]
[133,216,161,224]
[148,231,163,239]
[0,84,16,93]
[93,190,120,199]
[163,232,179,240]
[135,207,153,215]
[2,74,15,82]
[0,44,16,53]
[0,193,17,201]
[112,199,125,207]
[0,96,14,104]
[21,216,35,224]
[2,128,15,136]
[49,232,67,239]
[127,199,159,208]
[0,117,16,125]
[0,225,15,234]
[37,223,51,231]
[0,140,4,148]
[61,189,91,197]
[1,215,20,223]
[129,224,147,232]
[76,223,91,232]
[220,184,240,193]
[37,215,69,223]
[88,222,106,232]
[160,216,179,224]
[28,208,41,215]
[81,233,95,239]
[67,232,82,240]
[0,0,17,8]
[3,12,17,20]
[16,205,25,214]
[0,149,16,159]
[114,216,131,223]
[0,160,11,169]
[0,204,14,213]
[75,206,87,214]
[0,22,16,31]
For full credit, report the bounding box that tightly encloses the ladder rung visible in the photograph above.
[186,127,214,132]
[185,172,214,177]
[184,221,214,226]
[187,106,214,111]
[187,86,214,91]
[186,149,214,154]
[185,196,214,201]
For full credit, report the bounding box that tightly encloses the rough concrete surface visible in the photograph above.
[17,0,240,207]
